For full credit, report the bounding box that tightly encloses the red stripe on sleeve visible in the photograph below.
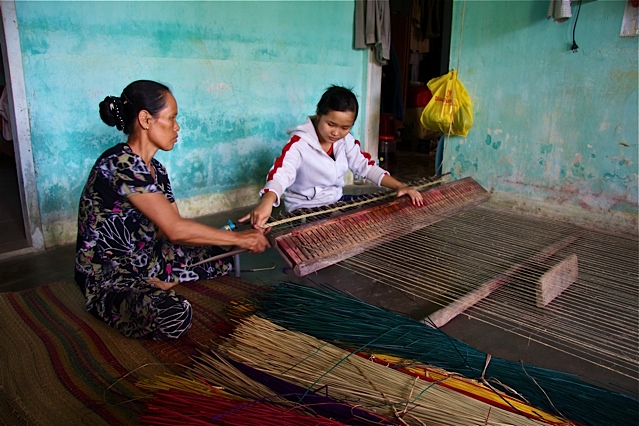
[267,135,301,181]
[355,139,374,162]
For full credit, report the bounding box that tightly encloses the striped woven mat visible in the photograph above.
[0,277,260,425]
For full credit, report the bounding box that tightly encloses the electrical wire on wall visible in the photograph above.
[571,0,583,52]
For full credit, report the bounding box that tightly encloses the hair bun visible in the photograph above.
[99,96,126,131]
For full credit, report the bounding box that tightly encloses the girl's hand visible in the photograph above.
[397,186,425,206]
[238,204,272,229]
[239,192,277,229]
[379,176,424,207]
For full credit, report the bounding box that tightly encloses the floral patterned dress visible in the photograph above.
[75,143,232,339]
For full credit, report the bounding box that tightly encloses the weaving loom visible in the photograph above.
[267,176,490,276]
[265,176,639,390]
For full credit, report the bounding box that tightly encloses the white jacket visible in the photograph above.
[260,117,389,211]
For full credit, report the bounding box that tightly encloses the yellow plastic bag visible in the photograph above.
[420,70,473,137]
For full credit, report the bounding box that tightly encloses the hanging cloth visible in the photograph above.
[547,0,572,23]
[355,0,391,65]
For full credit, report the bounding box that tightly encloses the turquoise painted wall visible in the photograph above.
[14,0,368,246]
[445,0,638,230]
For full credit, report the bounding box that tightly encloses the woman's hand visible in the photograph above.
[234,229,271,253]
[396,186,425,206]
[147,277,179,291]
[129,192,269,250]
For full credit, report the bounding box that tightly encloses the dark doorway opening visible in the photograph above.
[380,0,452,182]
[0,13,28,255]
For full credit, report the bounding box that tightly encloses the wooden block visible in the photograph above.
[537,254,578,307]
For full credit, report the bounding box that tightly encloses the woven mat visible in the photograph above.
[0,277,261,425]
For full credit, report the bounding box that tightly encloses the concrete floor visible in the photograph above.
[0,147,637,405]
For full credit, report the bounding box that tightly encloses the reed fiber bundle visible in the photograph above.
[140,387,351,425]
[137,350,394,425]
[235,282,638,426]
[359,352,570,425]
[219,314,560,425]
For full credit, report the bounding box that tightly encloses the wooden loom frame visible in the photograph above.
[268,177,491,276]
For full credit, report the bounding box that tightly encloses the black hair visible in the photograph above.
[99,80,171,134]
[316,85,359,122]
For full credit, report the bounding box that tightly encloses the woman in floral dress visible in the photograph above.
[75,80,269,340]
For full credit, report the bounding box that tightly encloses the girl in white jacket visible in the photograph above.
[241,86,424,229]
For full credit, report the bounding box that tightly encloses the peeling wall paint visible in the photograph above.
[13,0,367,246]
[445,0,638,232]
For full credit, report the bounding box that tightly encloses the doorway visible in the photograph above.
[381,0,452,182]
[0,28,27,254]
[0,144,27,255]
[0,3,43,257]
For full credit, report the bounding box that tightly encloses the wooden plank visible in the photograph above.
[425,231,584,328]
